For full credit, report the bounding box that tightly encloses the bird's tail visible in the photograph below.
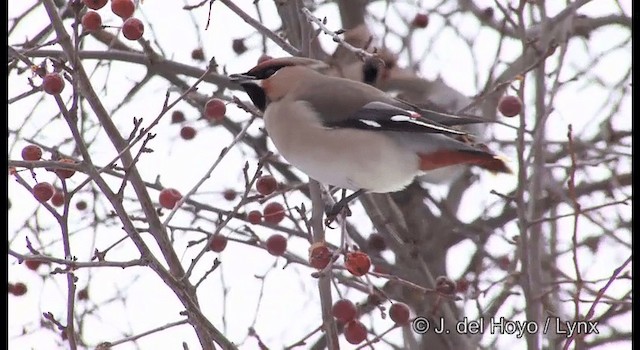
[418,149,512,174]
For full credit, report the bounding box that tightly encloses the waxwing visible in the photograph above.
[231,57,510,196]
[326,25,490,185]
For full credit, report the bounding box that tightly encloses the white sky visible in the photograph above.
[8,0,631,349]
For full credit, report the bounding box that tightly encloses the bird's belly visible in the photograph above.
[273,128,420,193]
[264,99,421,192]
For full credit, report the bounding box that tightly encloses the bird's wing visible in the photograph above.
[323,101,468,135]
[392,98,488,126]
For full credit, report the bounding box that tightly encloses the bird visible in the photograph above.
[230,57,510,218]
[325,25,490,185]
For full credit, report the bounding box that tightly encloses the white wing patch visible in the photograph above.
[359,119,382,128]
[390,115,413,122]
[390,115,465,134]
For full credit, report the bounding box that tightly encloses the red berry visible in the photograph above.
[367,233,386,252]
[412,13,429,28]
[265,234,287,256]
[372,265,388,274]
[256,175,277,196]
[344,251,371,277]
[389,302,411,325]
[204,98,226,122]
[81,11,102,31]
[456,278,470,293]
[83,0,107,10]
[263,202,285,224]
[51,191,65,207]
[76,200,87,211]
[309,242,332,270]
[332,299,357,323]
[77,288,89,300]
[42,73,65,95]
[232,39,247,55]
[55,158,76,179]
[122,17,144,40]
[21,145,42,161]
[209,234,228,252]
[247,210,262,225]
[33,182,54,202]
[180,126,196,140]
[111,0,135,19]
[482,7,495,19]
[171,110,185,124]
[497,256,510,270]
[9,282,28,296]
[498,95,523,117]
[435,276,456,295]
[344,320,367,345]
[25,259,43,271]
[222,189,237,201]
[159,188,182,209]
[257,54,272,65]
[191,48,205,61]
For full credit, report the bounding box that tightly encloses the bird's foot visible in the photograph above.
[324,202,352,227]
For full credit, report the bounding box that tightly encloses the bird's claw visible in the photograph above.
[324,203,352,227]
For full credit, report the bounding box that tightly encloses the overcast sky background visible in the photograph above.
[8,0,631,349]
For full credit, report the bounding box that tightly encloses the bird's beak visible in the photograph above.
[229,73,256,82]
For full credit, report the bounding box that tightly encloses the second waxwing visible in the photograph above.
[231,57,510,195]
